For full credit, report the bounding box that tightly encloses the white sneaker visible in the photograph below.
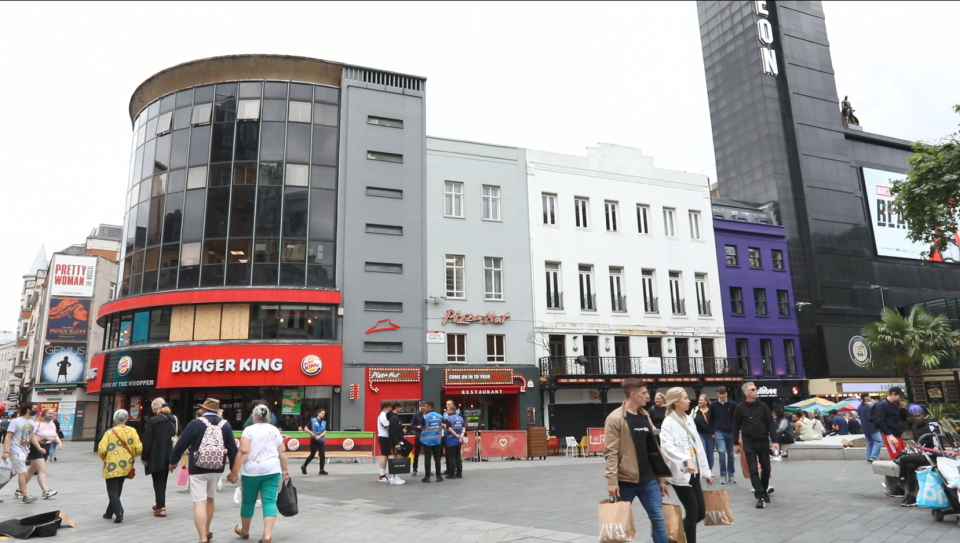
[389,476,405,485]
[233,487,242,504]
[255,499,262,507]
[378,475,389,483]
[42,490,57,499]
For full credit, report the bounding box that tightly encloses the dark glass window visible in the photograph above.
[280,264,306,286]
[204,187,230,238]
[135,201,148,248]
[772,249,784,270]
[155,134,171,173]
[194,85,214,103]
[149,308,171,342]
[307,265,334,288]
[175,89,194,108]
[289,83,313,101]
[146,195,165,247]
[229,185,255,237]
[255,187,282,237]
[259,122,285,162]
[214,83,237,122]
[173,107,191,130]
[239,82,262,98]
[754,288,767,315]
[286,123,310,164]
[125,206,137,254]
[249,304,336,340]
[162,192,184,244]
[282,187,308,238]
[777,290,790,316]
[128,274,142,296]
[182,188,206,242]
[308,241,334,266]
[258,163,283,185]
[262,100,287,122]
[160,94,176,113]
[235,122,259,161]
[226,263,251,286]
[178,265,200,288]
[315,86,339,104]
[748,248,761,268]
[210,123,235,162]
[210,163,232,186]
[252,263,278,286]
[141,271,159,294]
[160,243,180,268]
[228,239,252,263]
[188,125,211,167]
[309,189,336,241]
[234,162,257,185]
[254,239,280,263]
[144,248,160,271]
[130,250,145,275]
[147,101,161,119]
[730,287,744,315]
[724,245,738,266]
[170,130,190,169]
[141,139,156,180]
[264,82,287,99]
[311,166,336,189]
[134,145,144,183]
[158,268,178,291]
[282,240,306,263]
[168,169,186,193]
[312,125,338,166]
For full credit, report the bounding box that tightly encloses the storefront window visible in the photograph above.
[117,316,133,347]
[132,311,151,344]
[149,308,172,343]
[249,304,336,340]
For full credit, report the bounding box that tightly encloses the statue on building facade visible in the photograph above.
[841,96,860,126]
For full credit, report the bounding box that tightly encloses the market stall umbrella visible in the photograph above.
[833,398,861,413]
[786,397,837,414]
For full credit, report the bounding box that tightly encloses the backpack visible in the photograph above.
[869,401,879,429]
[193,417,228,470]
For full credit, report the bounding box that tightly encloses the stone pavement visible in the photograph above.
[1,442,958,542]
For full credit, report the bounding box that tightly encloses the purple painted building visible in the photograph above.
[713,198,805,404]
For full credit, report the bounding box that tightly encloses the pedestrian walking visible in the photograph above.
[98,409,142,522]
[692,394,715,471]
[732,382,780,509]
[299,409,327,475]
[143,398,178,518]
[1,415,11,444]
[35,407,62,465]
[875,387,907,466]
[19,407,58,501]
[227,404,290,543]
[857,393,881,462]
[169,398,238,543]
[661,387,713,543]
[603,378,669,543]
[443,403,465,479]
[376,401,394,483]
[649,393,667,429]
[388,402,408,485]
[410,403,426,477]
[709,386,737,484]
[419,402,444,483]
[3,402,45,503]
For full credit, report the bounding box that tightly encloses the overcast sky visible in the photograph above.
[1,1,958,334]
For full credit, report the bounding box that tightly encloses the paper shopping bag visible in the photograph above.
[598,499,636,543]
[176,454,190,487]
[703,489,735,526]
[663,504,685,543]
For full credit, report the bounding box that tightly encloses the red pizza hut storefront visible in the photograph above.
[88,344,342,440]
[423,366,541,432]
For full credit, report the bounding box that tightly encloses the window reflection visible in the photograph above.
[249,304,336,340]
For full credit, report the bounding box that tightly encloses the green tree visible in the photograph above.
[860,306,960,376]
[891,105,960,260]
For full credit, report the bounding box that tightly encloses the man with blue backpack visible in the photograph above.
[300,409,328,475]
[443,403,465,479]
[419,402,444,483]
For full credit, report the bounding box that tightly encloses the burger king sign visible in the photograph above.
[301,355,322,377]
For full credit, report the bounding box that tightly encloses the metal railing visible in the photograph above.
[698,300,711,316]
[581,293,597,311]
[671,298,685,315]
[547,291,563,310]
[539,356,744,377]
[612,295,627,313]
[644,297,658,314]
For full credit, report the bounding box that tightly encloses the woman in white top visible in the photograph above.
[802,411,824,440]
[227,405,290,543]
[660,387,713,543]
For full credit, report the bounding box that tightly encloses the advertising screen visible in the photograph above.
[40,344,87,384]
[46,298,90,340]
[863,168,960,262]
[49,255,98,297]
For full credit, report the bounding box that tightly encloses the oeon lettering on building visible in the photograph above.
[755,1,778,76]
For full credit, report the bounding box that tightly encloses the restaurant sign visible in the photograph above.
[368,367,422,383]
[442,310,510,325]
[444,368,513,386]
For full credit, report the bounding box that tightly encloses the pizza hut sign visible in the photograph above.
[442,310,510,325]
[368,367,421,383]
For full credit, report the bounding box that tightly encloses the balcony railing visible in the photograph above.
[644,296,658,314]
[671,298,685,315]
[612,295,627,313]
[581,293,597,311]
[547,291,563,310]
[698,300,711,316]
[539,356,744,378]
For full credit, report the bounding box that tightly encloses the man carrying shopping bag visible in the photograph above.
[603,378,670,543]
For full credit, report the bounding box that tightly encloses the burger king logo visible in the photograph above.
[117,356,132,376]
[286,438,300,451]
[301,355,322,377]
[342,438,355,451]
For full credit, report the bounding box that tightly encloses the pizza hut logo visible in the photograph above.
[117,356,132,376]
[286,438,300,451]
[342,438,355,451]
[301,355,322,376]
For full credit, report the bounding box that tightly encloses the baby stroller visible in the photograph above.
[914,430,960,523]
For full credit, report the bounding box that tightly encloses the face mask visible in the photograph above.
[45,415,54,421]
[30,410,38,416]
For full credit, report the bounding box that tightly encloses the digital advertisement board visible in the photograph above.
[40,344,87,384]
[862,168,960,262]
[49,255,97,297]
[46,298,90,341]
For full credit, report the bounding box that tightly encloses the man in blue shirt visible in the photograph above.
[300,409,328,475]
[442,403,465,479]
[857,394,881,462]
[829,409,849,436]
[410,403,426,477]
[419,402,444,483]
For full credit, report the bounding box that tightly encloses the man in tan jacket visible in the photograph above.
[604,378,669,543]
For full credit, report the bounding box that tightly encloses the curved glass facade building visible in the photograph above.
[120,78,339,296]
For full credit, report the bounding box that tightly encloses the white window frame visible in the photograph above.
[609,267,626,312]
[689,211,701,240]
[447,333,466,363]
[575,197,590,229]
[545,262,562,310]
[486,334,505,363]
[445,255,465,299]
[542,193,557,226]
[604,201,620,232]
[663,208,676,237]
[444,181,464,218]
[484,257,503,300]
[637,204,650,234]
[641,269,657,313]
[578,265,595,311]
[482,185,501,221]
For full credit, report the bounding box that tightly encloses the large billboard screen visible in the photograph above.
[40,344,87,384]
[46,298,90,341]
[862,168,960,262]
[49,255,97,297]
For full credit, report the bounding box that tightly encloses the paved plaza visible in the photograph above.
[1,443,958,542]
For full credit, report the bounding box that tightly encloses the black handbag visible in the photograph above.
[388,457,411,474]
[646,430,672,477]
[277,478,298,517]
[396,440,413,457]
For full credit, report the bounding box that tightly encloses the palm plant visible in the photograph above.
[861,306,960,376]
[924,404,960,445]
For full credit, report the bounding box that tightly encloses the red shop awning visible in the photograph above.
[442,385,521,395]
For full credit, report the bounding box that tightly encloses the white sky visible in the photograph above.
[1,1,958,333]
